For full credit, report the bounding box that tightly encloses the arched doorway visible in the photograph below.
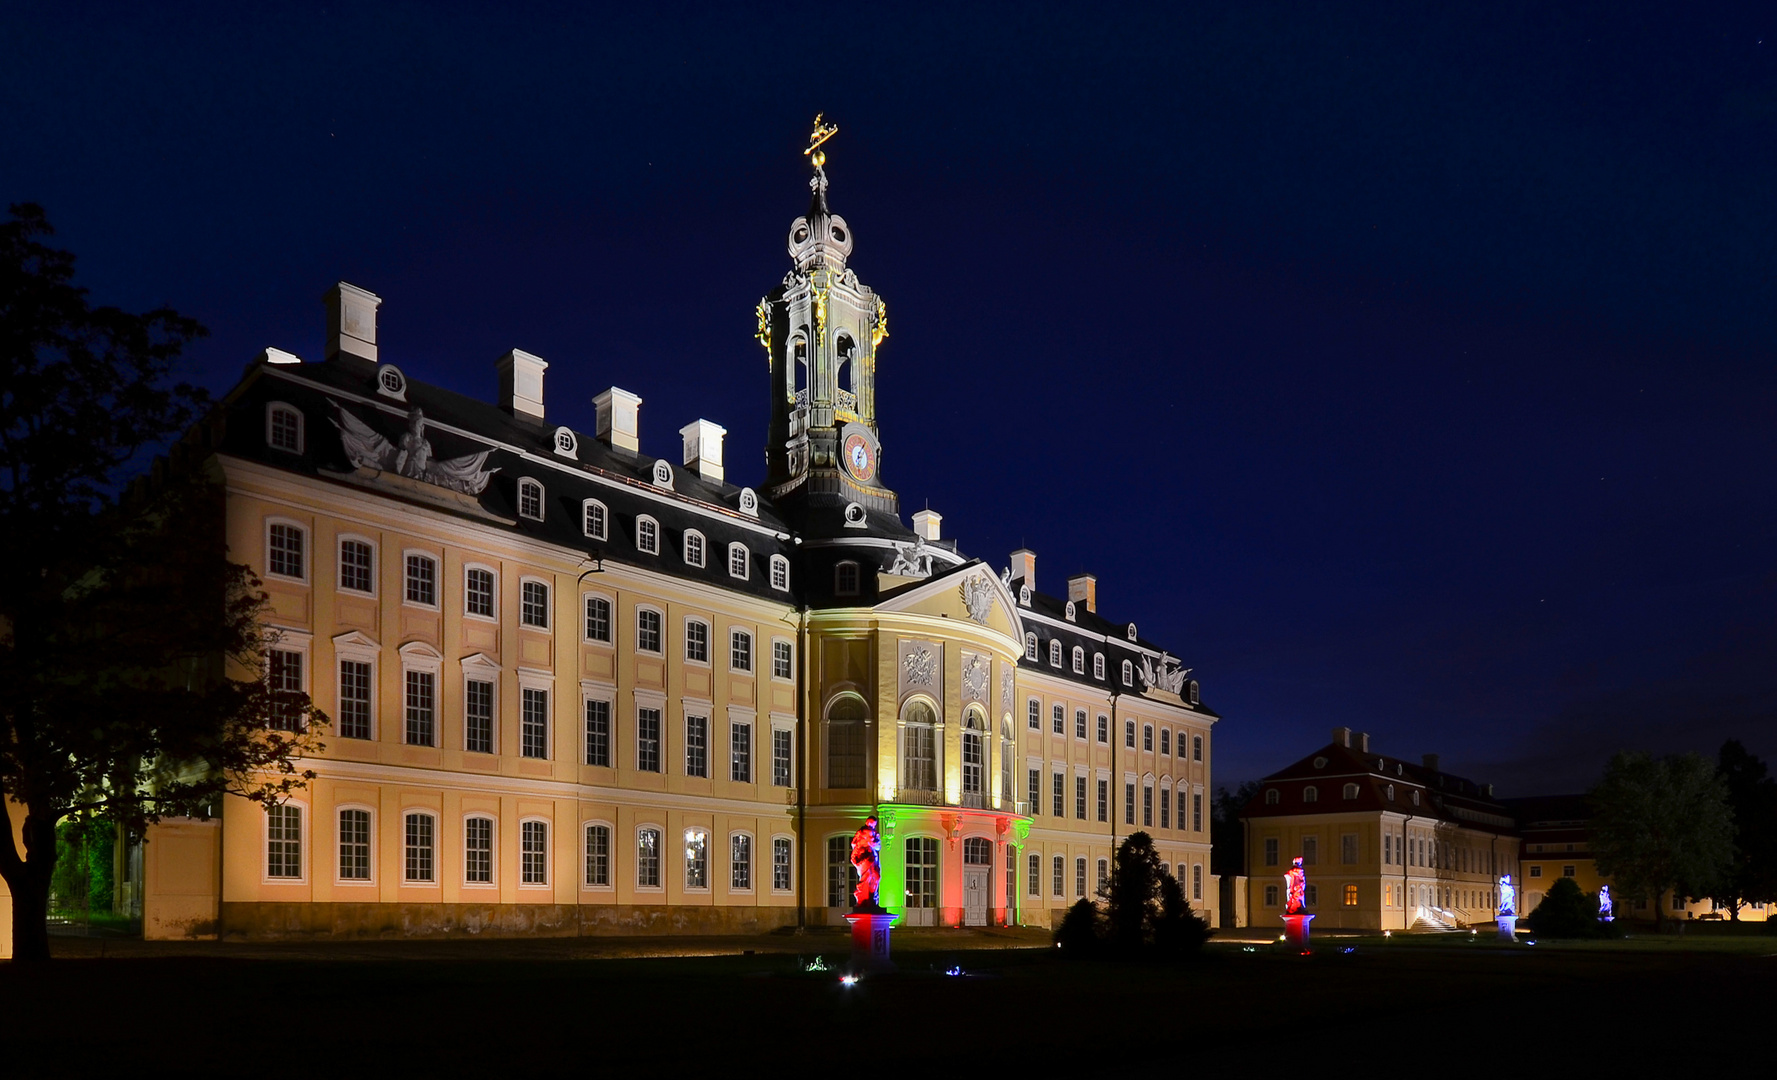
[963,837,994,926]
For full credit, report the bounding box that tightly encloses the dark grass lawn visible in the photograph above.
[4,933,1772,1075]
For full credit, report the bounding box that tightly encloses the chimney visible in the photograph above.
[1422,753,1441,773]
[1332,726,1352,748]
[1067,573,1098,613]
[679,419,726,483]
[1010,549,1036,592]
[260,347,302,365]
[1482,783,1494,797]
[496,349,548,420]
[912,509,942,541]
[323,282,381,363]
[1356,732,1370,753]
[593,387,642,453]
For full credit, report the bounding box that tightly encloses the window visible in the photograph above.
[1029,854,1041,897]
[335,657,371,742]
[772,837,792,891]
[1264,838,1279,867]
[906,837,938,908]
[1029,769,1041,815]
[772,727,792,787]
[684,530,706,568]
[518,478,544,520]
[267,403,304,452]
[583,499,607,540]
[266,804,301,879]
[1075,775,1087,820]
[520,580,549,628]
[1344,883,1359,907]
[637,827,661,888]
[1160,787,1171,829]
[466,567,495,618]
[1193,864,1203,901]
[264,646,307,732]
[826,695,867,788]
[585,824,611,887]
[338,809,370,881]
[1025,634,1038,661]
[268,522,305,580]
[1052,704,1064,735]
[730,630,752,672]
[1563,865,1576,878]
[1027,699,1040,730]
[728,543,749,580]
[835,561,860,596]
[585,595,612,643]
[1411,790,1420,806]
[1065,601,1076,621]
[1304,786,1319,804]
[521,687,548,759]
[405,554,437,606]
[1265,884,1279,906]
[1053,855,1065,897]
[730,721,751,783]
[1049,641,1062,667]
[1052,771,1065,817]
[1303,836,1318,866]
[521,820,548,884]
[1193,792,1202,832]
[1076,857,1088,898]
[1386,783,1395,801]
[1192,735,1202,762]
[584,698,611,766]
[1143,725,1153,752]
[637,609,662,654]
[770,555,790,591]
[1306,884,1319,907]
[1121,659,1133,686]
[636,516,659,555]
[684,714,708,777]
[1097,859,1109,894]
[1071,647,1084,674]
[465,817,493,884]
[1093,653,1105,679]
[685,828,709,889]
[464,679,494,753]
[1529,865,1542,878]
[1074,708,1087,739]
[339,538,373,594]
[903,701,938,791]
[1264,788,1279,805]
[404,812,435,883]
[828,836,859,906]
[1096,715,1108,743]
[1343,782,1359,800]
[1125,720,1136,749]
[770,640,794,681]
[1125,782,1136,825]
[1143,784,1153,827]
[404,670,435,746]
[1160,729,1171,756]
[685,619,709,663]
[1097,778,1109,822]
[637,706,662,772]
[731,834,753,890]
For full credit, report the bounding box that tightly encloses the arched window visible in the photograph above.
[1188,680,1200,705]
[1048,640,1062,667]
[961,708,986,805]
[1025,634,1038,661]
[1065,601,1076,622]
[901,699,938,793]
[265,803,303,879]
[267,520,306,581]
[1122,659,1133,686]
[1304,786,1319,803]
[835,560,860,596]
[517,478,544,521]
[728,543,750,580]
[1093,653,1105,679]
[683,529,706,568]
[636,515,659,555]
[1071,646,1084,674]
[1343,783,1360,800]
[266,403,304,453]
[582,499,607,540]
[825,694,868,789]
[1265,788,1280,805]
[769,554,790,591]
[1386,784,1396,801]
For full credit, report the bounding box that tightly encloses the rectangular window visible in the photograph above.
[270,406,302,451]
[518,480,543,520]
[1143,785,1153,827]
[730,722,752,783]
[828,835,858,906]
[1052,771,1064,817]
[267,649,304,732]
[1306,883,1319,907]
[772,837,792,891]
[404,670,435,746]
[1160,787,1171,829]
[1096,714,1108,744]
[1052,855,1064,897]
[268,523,304,579]
[521,580,549,628]
[266,804,301,878]
[1192,735,1202,762]
[338,809,370,881]
[685,828,708,889]
[584,596,612,643]
[731,834,752,890]
[1342,834,1359,865]
[905,837,938,908]
[1303,836,1318,866]
[772,728,792,787]
[465,568,495,618]
[337,659,371,739]
[1193,864,1203,901]
[584,699,611,767]
[1160,729,1171,756]
[1027,853,1041,897]
[1125,720,1136,749]
[637,707,661,772]
[339,539,373,593]
[772,640,793,679]
[685,620,709,663]
[637,828,661,888]
[1028,769,1041,815]
[685,714,708,778]
[637,609,662,653]
[1264,837,1279,867]
[1075,857,1087,898]
[521,820,548,885]
[465,679,494,754]
[1075,775,1087,820]
[1097,859,1109,894]
[1074,709,1087,739]
[1027,699,1041,731]
[465,817,492,884]
[1143,725,1153,752]
[404,813,434,883]
[1125,782,1135,826]
[1193,792,1203,832]
[1097,779,1109,823]
[1265,884,1279,906]
[521,687,548,759]
[585,824,610,887]
[1051,704,1064,735]
[731,630,752,672]
[405,554,436,606]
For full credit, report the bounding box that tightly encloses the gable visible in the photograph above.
[876,563,1023,644]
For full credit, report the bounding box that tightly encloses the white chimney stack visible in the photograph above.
[912,509,942,541]
[679,419,727,483]
[594,387,642,453]
[497,349,548,420]
[323,282,380,363]
[1010,548,1036,592]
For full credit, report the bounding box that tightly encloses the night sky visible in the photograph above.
[7,3,1774,795]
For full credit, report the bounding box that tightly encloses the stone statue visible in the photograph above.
[1598,884,1613,921]
[1284,856,1307,915]
[886,534,934,577]
[1498,874,1516,917]
[849,816,882,910]
[330,401,496,495]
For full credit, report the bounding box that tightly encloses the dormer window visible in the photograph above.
[728,543,749,581]
[1313,756,1328,769]
[552,426,578,458]
[636,516,659,555]
[267,403,304,453]
[1411,790,1421,806]
[1127,623,1138,641]
[583,500,607,541]
[1093,653,1105,680]
[1188,680,1200,705]
[1071,647,1084,674]
[1265,788,1280,806]
[376,364,407,400]
[1025,634,1038,661]
[652,461,673,488]
[1019,586,1031,606]
[738,488,759,516]
[517,478,544,521]
[683,530,706,568]
[1048,641,1061,668]
[1303,786,1319,803]
[1121,659,1133,686]
[1386,784,1395,801]
[1064,601,1076,622]
[835,561,860,597]
[769,555,789,591]
[1343,783,1360,800]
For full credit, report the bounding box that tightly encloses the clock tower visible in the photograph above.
[759,116,898,527]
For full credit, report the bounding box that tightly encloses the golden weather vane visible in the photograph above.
[804,113,838,168]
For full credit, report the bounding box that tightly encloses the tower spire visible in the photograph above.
[804,113,838,213]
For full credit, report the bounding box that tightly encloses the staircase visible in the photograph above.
[1412,905,1461,932]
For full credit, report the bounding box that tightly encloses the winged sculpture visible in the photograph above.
[329,401,496,495]
[1139,655,1192,696]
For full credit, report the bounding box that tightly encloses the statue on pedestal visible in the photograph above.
[1498,874,1516,917]
[1284,856,1307,915]
[850,816,882,910]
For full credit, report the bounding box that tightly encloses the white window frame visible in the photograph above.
[769,554,790,592]
[1025,634,1038,661]
[519,576,551,630]
[636,515,659,555]
[262,799,308,884]
[1093,653,1105,680]
[401,809,440,886]
[582,820,615,890]
[727,543,750,581]
[582,498,608,541]
[519,816,551,888]
[517,668,553,761]
[770,834,795,893]
[266,401,305,454]
[684,826,710,892]
[398,641,444,748]
[334,803,376,887]
[517,477,545,521]
[635,605,664,655]
[683,616,711,665]
[1072,646,1084,674]
[770,637,794,681]
[581,682,615,768]
[728,708,754,784]
[332,631,380,742]
[336,534,376,596]
[265,517,308,583]
[683,529,706,568]
[635,825,665,890]
[729,627,753,673]
[264,627,312,733]
[583,591,615,645]
[402,549,440,610]
[463,562,498,621]
[770,714,795,788]
[461,652,501,755]
[1048,640,1061,668]
[462,813,498,888]
[1121,659,1133,686]
[728,830,755,893]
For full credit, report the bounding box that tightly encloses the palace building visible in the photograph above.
[52,137,1220,943]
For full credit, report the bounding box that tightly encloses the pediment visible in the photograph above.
[876,561,1023,643]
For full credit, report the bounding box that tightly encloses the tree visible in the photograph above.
[1053,897,1102,956]
[1711,740,1777,919]
[0,203,323,962]
[1152,869,1212,955]
[1211,781,1259,878]
[1103,831,1167,951]
[1524,876,1603,938]
[1589,750,1733,931]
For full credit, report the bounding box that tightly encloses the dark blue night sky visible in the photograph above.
[6,2,1774,793]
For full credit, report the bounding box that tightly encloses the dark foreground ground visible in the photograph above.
[4,927,1773,1075]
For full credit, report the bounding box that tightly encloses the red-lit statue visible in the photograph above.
[1284,856,1307,915]
[850,816,882,909]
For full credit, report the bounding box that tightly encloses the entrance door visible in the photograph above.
[963,838,993,926]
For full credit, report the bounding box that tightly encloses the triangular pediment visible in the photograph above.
[875,560,1023,643]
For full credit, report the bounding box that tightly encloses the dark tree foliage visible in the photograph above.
[0,204,324,961]
[1525,877,1608,938]
[1057,831,1212,959]
[1711,740,1777,919]
[1211,781,1259,877]
[1153,870,1212,955]
[1053,897,1102,956]
[1590,750,1733,931]
[1104,831,1168,951]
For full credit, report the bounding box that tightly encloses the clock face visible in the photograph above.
[842,432,875,482]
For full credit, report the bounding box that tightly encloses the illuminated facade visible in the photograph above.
[70,140,1218,942]
[1242,729,1519,931]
